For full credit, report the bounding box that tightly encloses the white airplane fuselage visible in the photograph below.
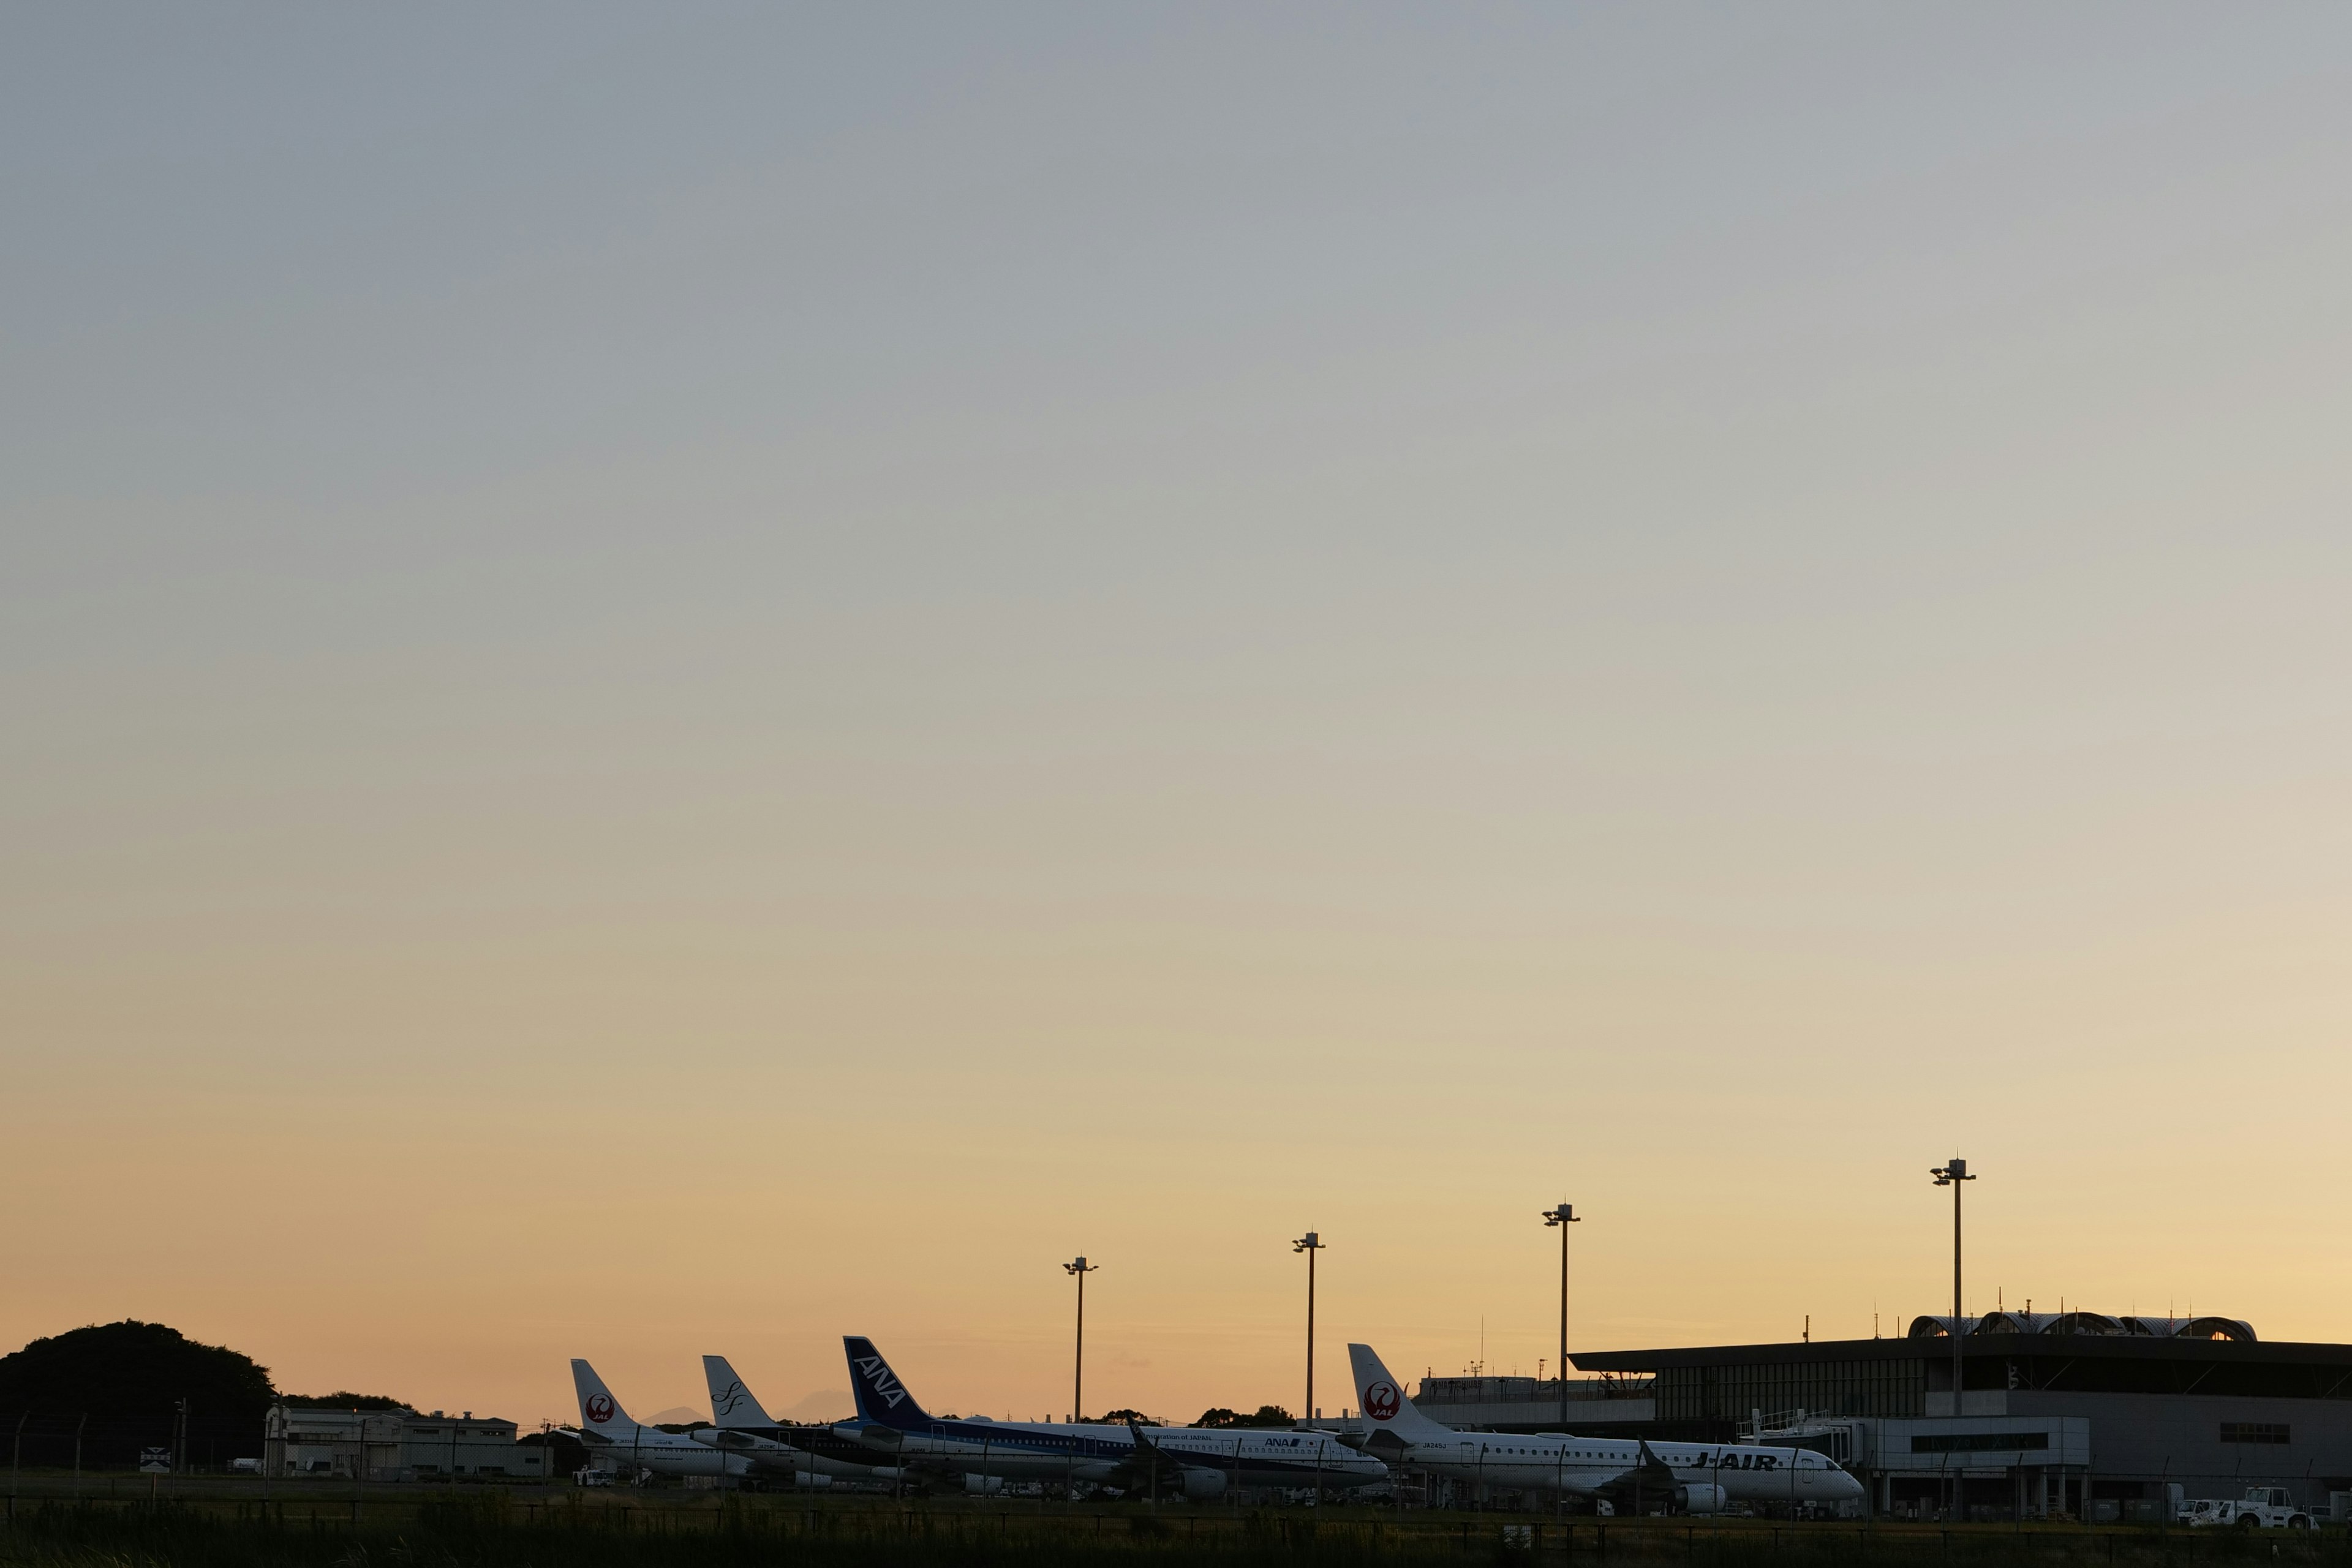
[570,1357,752,1481]
[855,1415,1378,1490]
[1384,1430,1859,1505]
[1346,1343,1861,1512]
[841,1335,1385,1494]
[695,1425,864,1483]
[578,1423,753,1480]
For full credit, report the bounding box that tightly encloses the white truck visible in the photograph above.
[2187,1487,2316,1529]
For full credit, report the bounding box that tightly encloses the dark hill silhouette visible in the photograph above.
[0,1320,274,1469]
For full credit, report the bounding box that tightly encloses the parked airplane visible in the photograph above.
[698,1354,894,1485]
[570,1359,753,1480]
[840,1336,1386,1498]
[1345,1344,1863,1514]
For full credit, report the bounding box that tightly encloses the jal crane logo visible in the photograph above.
[584,1393,616,1425]
[1363,1381,1401,1421]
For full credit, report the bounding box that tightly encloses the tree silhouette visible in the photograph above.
[0,1321,275,1468]
[1194,1405,1294,1428]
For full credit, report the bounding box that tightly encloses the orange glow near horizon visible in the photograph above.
[6,7,2352,1435]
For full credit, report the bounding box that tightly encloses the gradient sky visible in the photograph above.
[6,5,2351,1430]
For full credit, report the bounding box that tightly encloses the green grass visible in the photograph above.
[2,1500,2347,1568]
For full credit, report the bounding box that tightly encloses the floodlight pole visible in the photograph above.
[1063,1257,1098,1422]
[1293,1232,1326,1427]
[1541,1204,1580,1431]
[1929,1158,1977,1424]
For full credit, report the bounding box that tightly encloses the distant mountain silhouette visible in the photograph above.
[780,1389,854,1422]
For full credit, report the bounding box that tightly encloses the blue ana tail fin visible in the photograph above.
[842,1336,930,1428]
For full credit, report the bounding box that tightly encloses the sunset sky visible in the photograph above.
[6,6,2351,1430]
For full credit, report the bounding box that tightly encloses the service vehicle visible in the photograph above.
[2189,1487,2315,1530]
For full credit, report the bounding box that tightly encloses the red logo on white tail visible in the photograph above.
[1363,1381,1401,1420]
[584,1393,616,1424]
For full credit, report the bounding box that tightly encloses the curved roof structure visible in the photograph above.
[2176,1316,2257,1341]
[1906,1315,1980,1338]
[1909,1311,2253,1341]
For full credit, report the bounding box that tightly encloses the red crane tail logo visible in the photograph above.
[584,1393,616,1425]
[1363,1381,1401,1421]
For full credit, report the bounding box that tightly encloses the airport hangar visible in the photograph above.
[1415,1313,2352,1521]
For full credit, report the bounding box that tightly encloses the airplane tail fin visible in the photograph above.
[1347,1344,1458,1444]
[703,1355,777,1430]
[842,1336,931,1428]
[571,1359,639,1437]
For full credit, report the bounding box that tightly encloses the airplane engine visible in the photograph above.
[1678,1484,1727,1516]
[1181,1469,1229,1502]
[964,1474,1006,1495]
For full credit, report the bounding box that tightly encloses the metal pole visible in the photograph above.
[1293,1232,1325,1425]
[75,1412,86,1501]
[1063,1257,1098,1422]
[1542,1204,1580,1432]
[1930,1159,1975,1420]
[1953,1175,1964,1415]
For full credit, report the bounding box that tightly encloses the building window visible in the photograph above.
[2222,1423,2290,1446]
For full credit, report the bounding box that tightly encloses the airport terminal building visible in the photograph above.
[1513,1313,2352,1521]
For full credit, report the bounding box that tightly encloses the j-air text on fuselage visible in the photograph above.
[1345,1344,1864,1515]
[841,1335,1388,1499]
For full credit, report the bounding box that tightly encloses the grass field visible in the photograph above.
[4,1490,2351,1568]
